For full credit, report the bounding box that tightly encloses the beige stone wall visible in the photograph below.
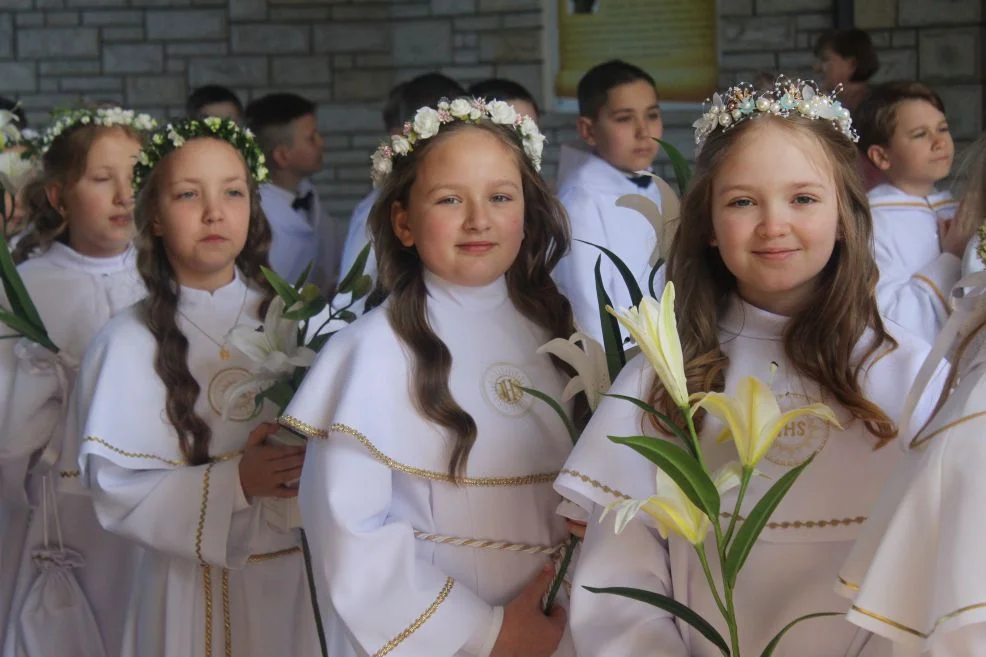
[0,0,982,219]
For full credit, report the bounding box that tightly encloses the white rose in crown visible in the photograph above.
[449,98,472,120]
[487,100,518,126]
[371,150,392,176]
[391,135,411,156]
[413,107,441,139]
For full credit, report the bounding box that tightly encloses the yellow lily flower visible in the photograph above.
[692,376,842,468]
[607,282,689,408]
[603,463,742,545]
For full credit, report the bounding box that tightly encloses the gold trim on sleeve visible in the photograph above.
[247,546,302,563]
[287,417,559,486]
[82,436,186,466]
[59,469,80,478]
[910,410,986,450]
[373,577,455,657]
[837,575,860,591]
[852,600,986,642]
[558,468,631,500]
[912,274,949,309]
[721,512,865,530]
[195,463,214,564]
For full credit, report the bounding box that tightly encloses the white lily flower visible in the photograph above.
[227,296,315,377]
[537,331,610,410]
[0,150,36,196]
[603,462,741,545]
[607,282,689,408]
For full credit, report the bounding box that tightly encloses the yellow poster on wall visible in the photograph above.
[555,0,718,103]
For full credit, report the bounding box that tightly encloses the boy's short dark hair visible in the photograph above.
[244,93,317,155]
[813,29,880,83]
[467,78,540,117]
[0,97,27,129]
[185,85,243,117]
[854,80,946,153]
[577,59,657,119]
[381,73,465,133]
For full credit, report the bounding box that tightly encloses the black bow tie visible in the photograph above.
[628,174,653,190]
[292,191,314,212]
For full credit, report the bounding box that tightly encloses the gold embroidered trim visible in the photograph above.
[910,410,986,450]
[59,469,80,478]
[558,469,631,500]
[721,512,866,530]
[912,274,949,309]
[82,436,241,466]
[202,564,213,657]
[374,577,454,656]
[293,418,559,486]
[196,463,214,563]
[279,415,324,438]
[853,600,986,641]
[838,574,860,591]
[83,436,185,466]
[222,568,231,657]
[247,546,302,563]
[413,530,563,556]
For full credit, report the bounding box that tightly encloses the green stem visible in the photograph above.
[723,576,741,657]
[723,469,752,548]
[543,535,580,614]
[682,408,708,472]
[300,529,329,657]
[694,545,729,621]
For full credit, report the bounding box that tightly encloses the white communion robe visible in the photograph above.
[839,274,986,656]
[72,271,321,657]
[870,183,960,344]
[283,270,576,657]
[556,297,942,657]
[552,145,662,344]
[0,242,144,657]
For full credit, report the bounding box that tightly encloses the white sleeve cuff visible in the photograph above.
[230,456,251,512]
[462,604,504,657]
[916,253,961,307]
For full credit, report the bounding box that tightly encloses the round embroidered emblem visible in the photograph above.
[481,363,533,417]
[208,367,262,422]
[765,392,832,466]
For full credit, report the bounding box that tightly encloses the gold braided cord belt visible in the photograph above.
[412,530,565,556]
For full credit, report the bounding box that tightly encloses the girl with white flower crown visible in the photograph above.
[66,117,325,657]
[283,98,582,657]
[0,107,153,657]
[557,80,946,657]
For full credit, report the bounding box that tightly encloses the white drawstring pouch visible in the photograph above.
[17,475,107,657]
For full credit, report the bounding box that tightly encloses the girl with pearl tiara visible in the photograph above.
[69,117,321,657]
[282,98,582,657]
[556,79,944,656]
[0,107,154,657]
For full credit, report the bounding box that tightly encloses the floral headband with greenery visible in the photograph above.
[370,97,546,187]
[692,77,856,151]
[37,107,157,156]
[133,116,270,192]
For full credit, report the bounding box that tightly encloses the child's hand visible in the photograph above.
[939,217,975,258]
[238,422,306,502]
[491,563,567,657]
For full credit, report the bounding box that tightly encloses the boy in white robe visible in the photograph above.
[553,59,666,343]
[247,93,341,294]
[856,81,972,344]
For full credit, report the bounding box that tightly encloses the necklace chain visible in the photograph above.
[178,284,249,361]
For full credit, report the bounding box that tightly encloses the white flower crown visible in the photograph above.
[37,107,157,156]
[370,97,546,187]
[692,77,856,151]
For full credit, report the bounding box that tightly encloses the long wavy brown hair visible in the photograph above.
[369,120,586,480]
[134,137,274,465]
[653,114,899,446]
[13,124,141,263]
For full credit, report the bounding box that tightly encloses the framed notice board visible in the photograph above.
[544,0,720,112]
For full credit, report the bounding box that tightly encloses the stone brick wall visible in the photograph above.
[1,0,983,220]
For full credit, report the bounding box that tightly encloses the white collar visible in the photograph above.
[178,268,249,313]
[423,269,509,311]
[719,295,787,341]
[44,241,136,275]
[869,183,953,207]
[557,144,652,195]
